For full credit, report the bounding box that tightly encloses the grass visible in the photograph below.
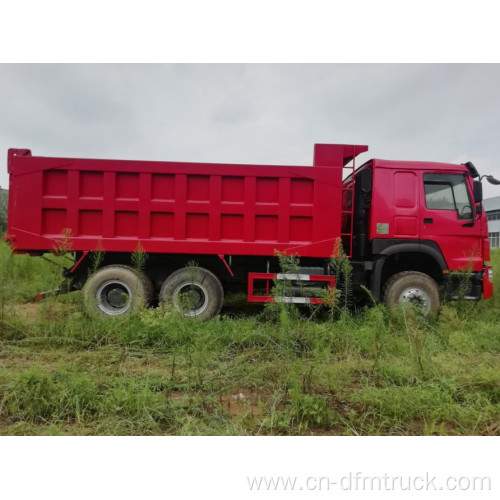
[0,241,499,435]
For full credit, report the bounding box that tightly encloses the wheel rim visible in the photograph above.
[173,282,208,317]
[96,280,133,315]
[399,286,431,313]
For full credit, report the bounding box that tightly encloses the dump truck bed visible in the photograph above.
[6,146,357,258]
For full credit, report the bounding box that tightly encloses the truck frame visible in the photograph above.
[5,144,494,319]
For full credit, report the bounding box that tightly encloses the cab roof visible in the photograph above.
[370,158,470,173]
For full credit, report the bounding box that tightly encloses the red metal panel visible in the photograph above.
[6,146,367,258]
[314,144,368,167]
[103,171,116,238]
[139,173,152,240]
[244,176,256,242]
[174,174,187,241]
[483,265,493,300]
[209,176,222,241]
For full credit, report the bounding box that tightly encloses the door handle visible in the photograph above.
[423,218,433,224]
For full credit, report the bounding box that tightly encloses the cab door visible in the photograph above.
[420,172,482,271]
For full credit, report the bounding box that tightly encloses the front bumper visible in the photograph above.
[444,266,493,301]
[483,265,493,300]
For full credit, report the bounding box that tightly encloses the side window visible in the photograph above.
[424,173,473,219]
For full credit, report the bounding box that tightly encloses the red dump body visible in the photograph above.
[7,145,367,258]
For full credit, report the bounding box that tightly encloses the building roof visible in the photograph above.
[483,196,500,212]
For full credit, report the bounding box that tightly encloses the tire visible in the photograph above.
[83,265,153,318]
[159,267,224,321]
[383,271,440,317]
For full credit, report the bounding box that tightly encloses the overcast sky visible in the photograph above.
[1,64,500,197]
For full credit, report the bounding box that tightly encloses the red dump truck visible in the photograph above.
[5,144,494,319]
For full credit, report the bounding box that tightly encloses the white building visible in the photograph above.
[484,196,500,249]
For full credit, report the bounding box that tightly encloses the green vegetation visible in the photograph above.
[0,240,499,435]
[0,188,7,234]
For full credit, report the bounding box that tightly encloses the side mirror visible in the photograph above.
[473,180,483,203]
[485,175,500,186]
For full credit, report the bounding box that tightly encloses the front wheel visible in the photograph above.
[159,267,224,321]
[383,271,440,317]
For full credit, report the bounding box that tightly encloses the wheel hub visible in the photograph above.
[399,287,431,312]
[106,287,127,307]
[174,282,208,316]
[96,280,132,315]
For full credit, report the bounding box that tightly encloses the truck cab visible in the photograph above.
[350,157,493,313]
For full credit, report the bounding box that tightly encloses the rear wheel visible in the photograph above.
[159,267,224,321]
[83,265,153,318]
[383,271,440,317]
